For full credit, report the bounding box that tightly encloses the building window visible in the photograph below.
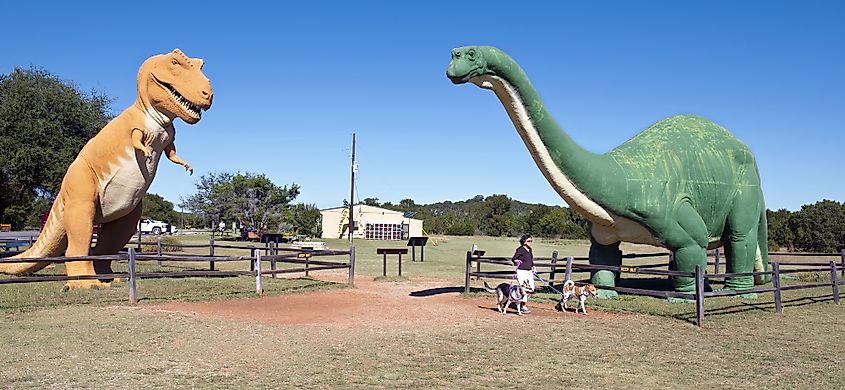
[365,223,403,240]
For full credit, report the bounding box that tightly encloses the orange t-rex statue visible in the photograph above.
[0,49,213,289]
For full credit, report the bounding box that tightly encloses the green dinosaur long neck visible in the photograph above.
[479,49,618,224]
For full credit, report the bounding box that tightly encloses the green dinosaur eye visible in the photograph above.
[468,49,476,60]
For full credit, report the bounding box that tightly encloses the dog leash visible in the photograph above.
[533,271,565,295]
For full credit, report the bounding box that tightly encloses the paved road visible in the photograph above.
[0,230,40,240]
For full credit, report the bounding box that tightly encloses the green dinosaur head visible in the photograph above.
[446,46,495,84]
[138,49,213,124]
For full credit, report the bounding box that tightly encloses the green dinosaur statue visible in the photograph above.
[446,46,770,297]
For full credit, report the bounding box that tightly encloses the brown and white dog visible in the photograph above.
[558,280,598,314]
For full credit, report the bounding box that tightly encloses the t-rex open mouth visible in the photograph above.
[154,76,203,118]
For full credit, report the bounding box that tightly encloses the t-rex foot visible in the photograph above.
[62,280,112,291]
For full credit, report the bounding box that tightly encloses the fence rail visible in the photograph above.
[0,240,356,303]
[465,248,844,327]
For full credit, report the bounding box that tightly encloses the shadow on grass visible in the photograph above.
[674,294,837,322]
[409,286,464,297]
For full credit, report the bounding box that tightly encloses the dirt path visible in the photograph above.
[150,274,622,328]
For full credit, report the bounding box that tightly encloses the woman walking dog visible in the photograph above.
[512,234,536,314]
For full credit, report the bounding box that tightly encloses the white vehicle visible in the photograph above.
[139,218,177,235]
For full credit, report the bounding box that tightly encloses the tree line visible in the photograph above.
[361,195,590,239]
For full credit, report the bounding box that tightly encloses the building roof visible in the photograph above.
[320,204,423,221]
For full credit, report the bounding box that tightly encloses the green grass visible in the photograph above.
[2,234,844,388]
[1,294,843,388]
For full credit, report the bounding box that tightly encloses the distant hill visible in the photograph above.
[361,195,589,238]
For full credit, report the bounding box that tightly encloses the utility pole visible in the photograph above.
[349,133,356,244]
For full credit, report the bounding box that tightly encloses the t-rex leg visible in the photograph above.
[723,189,762,293]
[61,162,109,290]
[90,201,144,281]
[588,231,622,299]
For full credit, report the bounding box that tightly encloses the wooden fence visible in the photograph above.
[0,240,356,304]
[465,249,845,327]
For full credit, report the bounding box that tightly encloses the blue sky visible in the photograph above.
[3,1,843,211]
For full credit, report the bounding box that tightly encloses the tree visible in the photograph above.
[399,198,417,210]
[0,67,112,228]
[288,203,322,237]
[445,220,476,236]
[789,200,845,253]
[480,194,512,236]
[142,193,180,224]
[766,208,794,251]
[362,197,380,206]
[181,172,300,234]
[532,207,586,238]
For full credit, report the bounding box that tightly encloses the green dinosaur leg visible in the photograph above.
[723,189,763,297]
[588,233,622,299]
[755,205,772,284]
[667,201,709,296]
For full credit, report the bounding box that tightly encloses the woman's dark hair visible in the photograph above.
[519,234,532,246]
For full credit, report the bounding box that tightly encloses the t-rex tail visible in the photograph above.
[0,197,68,275]
[754,206,771,285]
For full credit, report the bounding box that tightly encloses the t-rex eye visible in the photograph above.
[171,59,179,65]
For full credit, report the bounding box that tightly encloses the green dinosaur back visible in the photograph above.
[601,114,761,237]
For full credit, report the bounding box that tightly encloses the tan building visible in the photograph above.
[320,204,423,240]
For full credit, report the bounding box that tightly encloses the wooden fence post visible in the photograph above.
[695,264,705,327]
[840,249,844,278]
[156,236,163,267]
[476,251,481,280]
[830,261,840,305]
[270,241,277,279]
[209,238,215,271]
[250,248,256,272]
[772,262,783,314]
[128,248,137,304]
[549,251,559,287]
[668,252,676,281]
[255,251,263,296]
[714,248,721,274]
[564,256,573,282]
[305,250,311,277]
[465,251,472,295]
[382,251,387,277]
[348,245,356,285]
